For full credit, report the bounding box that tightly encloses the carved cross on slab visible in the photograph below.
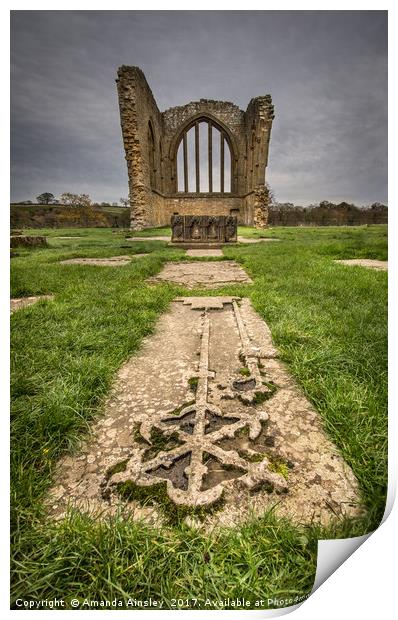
[106,297,287,507]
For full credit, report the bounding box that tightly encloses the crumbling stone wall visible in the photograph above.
[252,185,270,228]
[116,66,163,230]
[116,66,274,230]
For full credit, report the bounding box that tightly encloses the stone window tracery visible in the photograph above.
[176,119,233,194]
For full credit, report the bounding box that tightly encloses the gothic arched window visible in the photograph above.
[176,119,233,194]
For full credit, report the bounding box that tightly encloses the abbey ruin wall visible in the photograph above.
[116,66,274,230]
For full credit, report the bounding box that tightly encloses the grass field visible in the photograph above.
[10,225,387,609]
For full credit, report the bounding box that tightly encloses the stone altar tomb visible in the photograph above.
[171,215,237,246]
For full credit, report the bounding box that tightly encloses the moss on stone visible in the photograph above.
[142,427,184,462]
[262,379,278,392]
[116,479,225,526]
[252,391,269,405]
[249,480,274,495]
[267,454,290,480]
[167,400,196,416]
[220,462,246,473]
[105,459,129,479]
[251,381,278,405]
[132,423,148,445]
[235,425,250,438]
[188,377,199,392]
[238,449,265,463]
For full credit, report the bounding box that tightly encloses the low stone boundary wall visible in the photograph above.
[10,205,130,229]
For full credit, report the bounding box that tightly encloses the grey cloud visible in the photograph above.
[11,10,387,205]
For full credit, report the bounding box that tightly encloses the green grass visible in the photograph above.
[10,225,387,608]
[11,510,317,609]
[123,225,171,237]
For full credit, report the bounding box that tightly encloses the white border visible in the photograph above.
[3,3,396,618]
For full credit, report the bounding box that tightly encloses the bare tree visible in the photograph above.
[60,193,92,207]
[120,197,129,208]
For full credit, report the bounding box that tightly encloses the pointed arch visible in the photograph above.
[171,114,238,194]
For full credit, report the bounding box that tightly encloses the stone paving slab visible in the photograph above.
[175,296,239,310]
[126,236,170,241]
[334,259,387,271]
[47,297,362,529]
[186,249,223,257]
[238,236,280,244]
[148,261,252,288]
[11,295,54,313]
[60,255,147,266]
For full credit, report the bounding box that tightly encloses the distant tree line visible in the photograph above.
[13,193,130,207]
[12,191,388,227]
[268,200,388,226]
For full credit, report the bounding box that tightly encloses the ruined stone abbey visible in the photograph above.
[116,66,274,230]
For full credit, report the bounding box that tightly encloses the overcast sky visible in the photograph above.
[10,10,387,205]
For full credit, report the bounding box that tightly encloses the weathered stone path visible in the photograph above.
[148,261,252,288]
[48,296,362,529]
[334,259,387,271]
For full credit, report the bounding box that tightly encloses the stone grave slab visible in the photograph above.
[47,297,362,529]
[186,249,223,258]
[148,261,252,288]
[334,259,387,271]
[11,295,54,313]
[238,237,280,244]
[126,236,170,242]
[60,255,147,266]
